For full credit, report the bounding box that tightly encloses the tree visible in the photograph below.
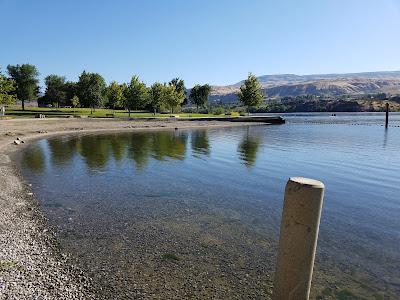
[64,81,78,105]
[164,84,184,114]
[169,78,185,93]
[106,81,126,110]
[124,76,149,117]
[169,78,187,106]
[44,75,67,108]
[189,84,211,112]
[237,73,263,115]
[71,95,79,114]
[77,71,106,113]
[149,82,165,115]
[7,64,39,110]
[0,68,16,114]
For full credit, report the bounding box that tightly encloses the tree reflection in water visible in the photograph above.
[191,130,210,156]
[21,143,46,173]
[237,127,262,167]
[47,138,77,166]
[22,128,262,172]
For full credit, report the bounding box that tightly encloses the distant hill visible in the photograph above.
[210,71,400,102]
[233,71,400,87]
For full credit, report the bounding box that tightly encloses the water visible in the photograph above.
[19,113,400,299]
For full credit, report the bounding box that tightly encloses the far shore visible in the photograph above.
[0,117,265,299]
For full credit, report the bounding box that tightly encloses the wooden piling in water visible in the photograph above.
[273,177,325,300]
[385,103,389,128]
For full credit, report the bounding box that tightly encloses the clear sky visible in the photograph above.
[1,0,400,87]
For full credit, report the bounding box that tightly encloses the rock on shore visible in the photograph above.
[0,152,96,299]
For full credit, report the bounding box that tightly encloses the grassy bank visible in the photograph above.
[4,106,217,119]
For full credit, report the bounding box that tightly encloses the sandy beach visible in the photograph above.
[0,118,261,299]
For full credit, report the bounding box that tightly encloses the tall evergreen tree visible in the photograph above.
[7,64,39,110]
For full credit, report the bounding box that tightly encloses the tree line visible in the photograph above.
[1,63,264,114]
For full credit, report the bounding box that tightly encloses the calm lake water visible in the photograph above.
[19,113,400,299]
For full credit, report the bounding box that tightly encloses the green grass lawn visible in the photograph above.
[4,106,220,119]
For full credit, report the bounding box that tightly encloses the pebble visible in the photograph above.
[1,158,96,299]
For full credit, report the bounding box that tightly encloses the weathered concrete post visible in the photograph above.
[385,102,389,128]
[0,106,5,117]
[273,177,325,300]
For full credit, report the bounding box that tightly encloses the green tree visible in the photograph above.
[44,75,67,108]
[125,76,149,117]
[106,81,126,110]
[164,84,184,114]
[149,82,164,115]
[77,71,106,113]
[189,84,211,112]
[169,78,185,94]
[0,68,16,112]
[169,77,187,106]
[71,95,79,114]
[237,73,263,115]
[7,64,39,110]
[64,81,78,104]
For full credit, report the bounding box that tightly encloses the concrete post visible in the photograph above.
[273,177,325,300]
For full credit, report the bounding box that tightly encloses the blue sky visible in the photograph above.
[1,0,400,87]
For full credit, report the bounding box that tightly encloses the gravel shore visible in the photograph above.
[0,118,260,299]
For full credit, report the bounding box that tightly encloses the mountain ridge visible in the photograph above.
[210,71,400,101]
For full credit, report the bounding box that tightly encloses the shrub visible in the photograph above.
[212,107,225,115]
[181,107,196,113]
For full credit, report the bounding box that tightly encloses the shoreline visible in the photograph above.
[0,118,265,299]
